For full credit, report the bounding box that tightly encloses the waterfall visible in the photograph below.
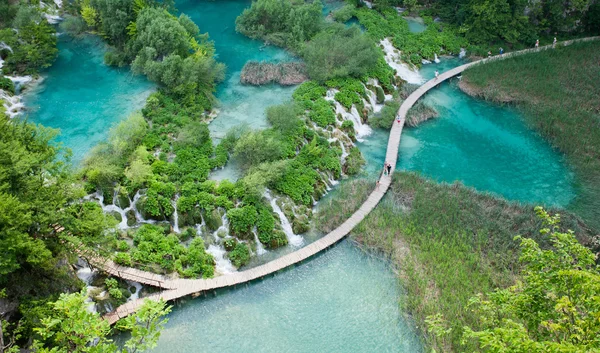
[363,83,384,114]
[75,258,98,313]
[331,98,372,141]
[126,281,143,301]
[206,245,236,274]
[171,196,180,234]
[264,191,304,247]
[252,228,267,255]
[459,48,466,58]
[0,90,25,119]
[379,38,424,85]
[325,88,372,140]
[434,54,440,63]
[203,212,236,274]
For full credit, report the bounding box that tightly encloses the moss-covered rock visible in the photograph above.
[204,208,224,231]
[109,211,122,223]
[292,214,310,234]
[126,209,137,227]
[376,86,385,104]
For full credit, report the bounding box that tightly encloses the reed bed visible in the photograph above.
[240,61,308,85]
[316,172,595,352]
[461,40,600,230]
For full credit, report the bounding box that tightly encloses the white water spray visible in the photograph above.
[379,38,424,85]
[265,191,304,247]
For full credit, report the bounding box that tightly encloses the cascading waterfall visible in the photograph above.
[364,80,386,113]
[0,90,24,119]
[252,228,267,255]
[171,195,180,234]
[207,245,236,274]
[434,53,440,63]
[265,191,304,247]
[459,48,466,58]
[204,213,236,274]
[75,258,98,313]
[126,281,143,301]
[324,88,372,140]
[380,38,425,84]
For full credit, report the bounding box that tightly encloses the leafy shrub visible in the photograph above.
[302,24,378,82]
[344,147,365,175]
[0,76,15,94]
[228,241,250,267]
[227,206,258,237]
[332,4,355,23]
[308,98,336,127]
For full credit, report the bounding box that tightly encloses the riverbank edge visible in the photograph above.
[315,173,597,352]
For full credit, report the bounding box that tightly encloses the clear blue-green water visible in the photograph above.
[357,58,575,206]
[405,17,426,33]
[175,0,296,141]
[23,35,154,163]
[149,241,423,353]
[22,2,576,350]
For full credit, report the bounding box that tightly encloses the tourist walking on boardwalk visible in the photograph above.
[535,39,539,48]
[487,50,492,57]
[434,70,439,80]
[499,47,504,55]
[386,163,392,176]
[383,162,388,176]
[553,37,557,48]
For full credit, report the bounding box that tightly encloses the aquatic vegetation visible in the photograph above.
[316,173,596,352]
[240,61,308,85]
[462,40,600,230]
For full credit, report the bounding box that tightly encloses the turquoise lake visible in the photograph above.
[19,2,577,351]
[357,58,575,207]
[148,241,423,353]
[23,35,153,163]
[176,0,296,141]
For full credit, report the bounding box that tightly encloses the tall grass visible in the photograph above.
[462,40,600,230]
[316,172,595,352]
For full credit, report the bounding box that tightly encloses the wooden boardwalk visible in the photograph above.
[101,37,599,324]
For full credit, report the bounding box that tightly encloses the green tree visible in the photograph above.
[90,0,135,47]
[32,292,170,353]
[301,24,378,82]
[428,207,600,352]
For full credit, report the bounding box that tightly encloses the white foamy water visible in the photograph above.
[252,228,267,255]
[380,38,424,85]
[325,89,373,140]
[207,244,236,274]
[265,191,304,247]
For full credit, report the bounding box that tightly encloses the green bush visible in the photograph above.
[308,98,336,127]
[227,206,258,237]
[228,241,250,267]
[332,4,355,23]
[235,0,323,49]
[0,76,15,94]
[302,24,378,82]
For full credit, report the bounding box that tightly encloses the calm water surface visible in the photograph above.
[149,241,423,353]
[23,35,153,163]
[357,58,574,206]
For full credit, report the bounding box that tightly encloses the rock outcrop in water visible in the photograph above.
[240,61,308,86]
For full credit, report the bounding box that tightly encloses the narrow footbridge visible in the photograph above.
[96,37,598,324]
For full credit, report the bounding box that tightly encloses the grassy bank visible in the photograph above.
[461,40,600,230]
[316,173,595,351]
